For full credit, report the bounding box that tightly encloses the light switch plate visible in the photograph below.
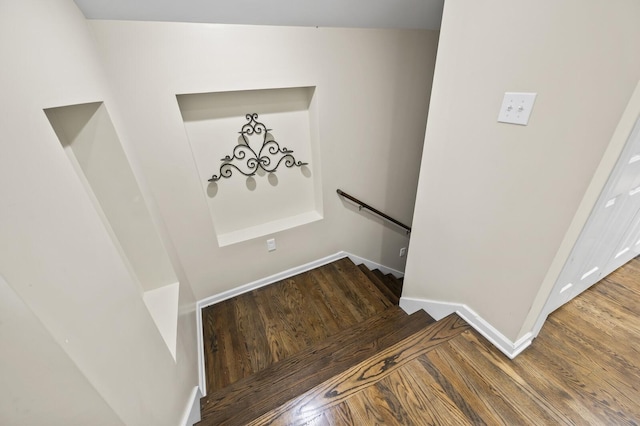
[498,92,537,125]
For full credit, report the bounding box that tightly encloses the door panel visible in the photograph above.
[546,116,640,314]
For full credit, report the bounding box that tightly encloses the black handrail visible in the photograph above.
[336,189,411,234]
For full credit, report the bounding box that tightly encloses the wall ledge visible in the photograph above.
[400,297,533,359]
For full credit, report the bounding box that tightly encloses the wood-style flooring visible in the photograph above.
[200,256,640,425]
[201,258,396,394]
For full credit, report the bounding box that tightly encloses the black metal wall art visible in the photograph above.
[208,113,308,182]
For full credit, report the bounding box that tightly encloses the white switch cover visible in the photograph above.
[498,92,537,125]
[266,238,276,252]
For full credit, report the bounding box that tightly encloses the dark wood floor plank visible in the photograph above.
[606,260,640,296]
[277,279,316,343]
[292,272,341,339]
[529,326,640,423]
[373,372,430,425]
[310,265,362,325]
[358,264,399,305]
[576,287,640,338]
[400,360,477,426]
[382,273,403,299]
[266,409,329,426]
[414,351,491,425]
[596,276,640,317]
[528,342,637,425]
[547,306,640,391]
[434,340,530,425]
[372,269,402,299]
[300,268,355,334]
[509,342,617,425]
[202,300,251,393]
[373,369,441,425]
[267,279,315,348]
[449,331,568,424]
[224,296,254,386]
[346,388,400,425]
[251,285,290,365]
[456,330,571,423]
[331,258,393,312]
[233,291,272,374]
[202,304,227,393]
[316,260,389,322]
[322,402,358,426]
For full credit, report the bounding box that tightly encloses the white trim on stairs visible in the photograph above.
[180,386,202,426]
[399,297,533,359]
[344,253,405,278]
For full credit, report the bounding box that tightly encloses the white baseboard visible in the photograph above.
[195,250,402,395]
[399,297,452,319]
[180,386,202,426]
[345,253,404,278]
[197,252,347,311]
[400,297,533,359]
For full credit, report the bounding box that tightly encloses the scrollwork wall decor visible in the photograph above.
[208,113,308,182]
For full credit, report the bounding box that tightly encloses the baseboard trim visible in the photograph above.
[180,386,202,426]
[196,251,402,395]
[345,253,404,278]
[399,297,533,359]
[197,252,347,311]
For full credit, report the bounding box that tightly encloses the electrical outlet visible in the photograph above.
[399,247,407,257]
[267,238,276,252]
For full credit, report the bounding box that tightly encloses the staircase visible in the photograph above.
[196,257,469,426]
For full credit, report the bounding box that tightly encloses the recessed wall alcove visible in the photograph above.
[45,102,180,361]
[177,86,323,246]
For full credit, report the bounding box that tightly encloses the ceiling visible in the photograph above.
[72,0,444,30]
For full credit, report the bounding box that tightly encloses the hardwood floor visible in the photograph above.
[201,258,394,394]
[200,257,640,425]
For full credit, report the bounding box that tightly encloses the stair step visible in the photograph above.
[249,314,470,425]
[358,264,399,305]
[372,269,403,299]
[329,257,394,309]
[197,306,434,426]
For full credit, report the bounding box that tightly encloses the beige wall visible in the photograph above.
[404,0,640,342]
[89,21,438,300]
[0,1,198,424]
[0,274,123,425]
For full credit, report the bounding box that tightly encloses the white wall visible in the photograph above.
[46,102,178,292]
[89,21,438,300]
[404,0,640,342]
[0,274,123,426]
[0,1,198,424]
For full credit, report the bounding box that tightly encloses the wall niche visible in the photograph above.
[177,86,323,247]
[45,102,180,361]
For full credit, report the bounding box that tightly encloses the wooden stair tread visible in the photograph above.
[358,264,399,305]
[197,306,434,425]
[372,269,403,299]
[248,313,470,425]
[384,273,403,298]
[328,257,395,309]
